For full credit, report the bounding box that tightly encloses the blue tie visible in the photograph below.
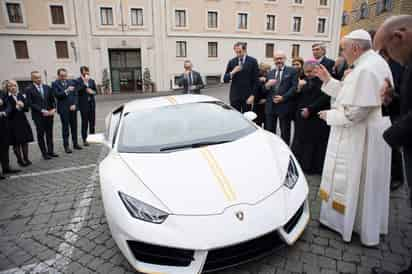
[38,85,44,98]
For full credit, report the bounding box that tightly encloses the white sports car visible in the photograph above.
[88,94,310,274]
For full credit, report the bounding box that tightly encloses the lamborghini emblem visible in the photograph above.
[235,211,244,221]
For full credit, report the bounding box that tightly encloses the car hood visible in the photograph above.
[119,130,291,215]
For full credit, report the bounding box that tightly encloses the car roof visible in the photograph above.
[123,94,223,113]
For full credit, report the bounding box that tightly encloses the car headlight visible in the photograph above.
[119,192,169,224]
[284,157,299,189]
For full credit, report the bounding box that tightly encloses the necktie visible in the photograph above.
[188,73,193,87]
[38,85,44,98]
[276,69,282,82]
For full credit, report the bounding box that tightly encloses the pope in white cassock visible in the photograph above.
[315,29,393,246]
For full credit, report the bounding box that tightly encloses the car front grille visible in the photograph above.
[203,229,284,272]
[127,240,195,267]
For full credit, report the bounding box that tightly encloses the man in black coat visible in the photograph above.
[223,42,259,113]
[26,71,58,160]
[312,43,335,74]
[176,60,204,94]
[381,56,405,190]
[264,51,298,145]
[373,14,412,274]
[76,66,96,146]
[52,68,82,153]
[0,84,20,179]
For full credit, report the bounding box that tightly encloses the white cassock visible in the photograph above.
[319,49,393,246]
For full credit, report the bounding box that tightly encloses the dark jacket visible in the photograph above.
[176,70,204,94]
[332,59,348,81]
[383,61,412,148]
[382,60,404,120]
[25,83,55,122]
[265,66,299,116]
[0,90,11,146]
[76,77,97,112]
[224,55,259,102]
[6,92,34,145]
[320,56,335,74]
[52,79,78,115]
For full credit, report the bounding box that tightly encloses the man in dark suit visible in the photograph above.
[380,54,405,190]
[176,60,204,94]
[26,71,58,160]
[223,42,259,113]
[52,68,82,153]
[0,83,20,179]
[76,66,96,147]
[373,14,412,274]
[312,43,335,73]
[264,51,298,145]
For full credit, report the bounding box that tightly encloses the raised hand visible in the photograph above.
[314,64,331,83]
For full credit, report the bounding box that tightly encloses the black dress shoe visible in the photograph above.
[65,147,73,154]
[24,160,32,166]
[83,141,90,147]
[73,144,82,150]
[48,153,59,157]
[43,154,52,160]
[3,168,21,174]
[17,160,26,167]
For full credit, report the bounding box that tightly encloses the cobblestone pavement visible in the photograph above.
[0,87,411,274]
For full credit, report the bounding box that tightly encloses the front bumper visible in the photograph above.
[104,188,309,274]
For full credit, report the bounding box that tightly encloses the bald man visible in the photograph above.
[373,14,412,274]
[264,51,298,145]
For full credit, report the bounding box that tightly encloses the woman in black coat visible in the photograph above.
[292,61,330,174]
[6,80,34,166]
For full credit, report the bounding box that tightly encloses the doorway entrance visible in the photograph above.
[109,49,142,92]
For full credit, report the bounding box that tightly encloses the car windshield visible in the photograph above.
[117,101,257,153]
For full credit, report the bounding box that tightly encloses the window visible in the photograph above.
[342,11,350,26]
[237,13,248,30]
[131,8,143,26]
[207,11,218,29]
[117,102,256,153]
[55,41,69,59]
[293,0,303,4]
[175,9,187,27]
[100,7,113,25]
[6,2,23,23]
[384,0,393,11]
[291,44,300,58]
[376,0,384,15]
[317,18,327,33]
[208,42,218,58]
[265,43,274,58]
[320,0,328,6]
[266,15,276,31]
[292,16,302,32]
[176,41,187,57]
[50,5,65,24]
[360,3,369,19]
[13,40,29,59]
[206,76,221,86]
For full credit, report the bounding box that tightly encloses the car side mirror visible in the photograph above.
[243,111,258,121]
[87,133,109,147]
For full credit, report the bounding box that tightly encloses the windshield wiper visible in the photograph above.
[160,140,233,152]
